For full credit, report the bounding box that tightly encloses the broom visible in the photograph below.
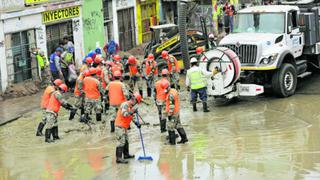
[136,112,153,161]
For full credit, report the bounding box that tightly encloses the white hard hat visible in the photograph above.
[190,57,198,63]
[208,33,215,39]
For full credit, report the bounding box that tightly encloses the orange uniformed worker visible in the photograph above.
[82,68,104,123]
[127,56,143,97]
[80,57,93,73]
[115,92,142,164]
[111,55,124,80]
[106,70,129,132]
[101,61,113,113]
[162,81,188,145]
[44,84,74,143]
[36,79,63,136]
[154,69,170,133]
[161,50,180,89]
[73,70,89,118]
[144,54,158,97]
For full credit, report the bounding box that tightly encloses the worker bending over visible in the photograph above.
[115,92,142,164]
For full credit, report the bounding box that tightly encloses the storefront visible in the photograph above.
[42,3,84,65]
[116,0,136,51]
[136,0,160,44]
[42,5,83,62]
[0,1,84,92]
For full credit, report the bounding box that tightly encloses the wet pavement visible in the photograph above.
[1,74,320,180]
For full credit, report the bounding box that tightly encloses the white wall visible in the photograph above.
[112,0,119,43]
[72,17,84,67]
[0,21,6,92]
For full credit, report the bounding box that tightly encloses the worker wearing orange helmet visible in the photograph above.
[115,92,142,164]
[82,68,104,123]
[71,70,89,120]
[162,81,188,145]
[144,54,158,97]
[101,61,112,113]
[127,56,143,96]
[106,70,129,133]
[80,57,93,73]
[36,79,63,136]
[111,55,124,80]
[161,50,180,89]
[93,55,103,68]
[154,69,170,133]
[44,84,75,143]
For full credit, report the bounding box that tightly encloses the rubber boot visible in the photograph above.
[203,102,210,112]
[110,121,115,133]
[139,90,143,98]
[36,122,45,136]
[116,147,128,164]
[52,126,60,140]
[80,107,85,115]
[96,113,102,121]
[160,119,167,133]
[104,102,109,112]
[193,103,197,112]
[147,87,152,97]
[123,140,135,159]
[168,131,176,145]
[45,129,54,143]
[177,128,188,144]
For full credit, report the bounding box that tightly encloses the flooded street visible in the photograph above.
[1,75,320,180]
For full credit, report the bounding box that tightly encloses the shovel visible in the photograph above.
[136,112,153,161]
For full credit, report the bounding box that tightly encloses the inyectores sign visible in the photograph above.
[42,6,80,24]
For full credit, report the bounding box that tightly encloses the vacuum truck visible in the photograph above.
[199,0,320,98]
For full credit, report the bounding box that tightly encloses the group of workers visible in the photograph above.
[36,46,215,164]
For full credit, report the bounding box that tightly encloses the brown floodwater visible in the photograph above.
[1,75,320,180]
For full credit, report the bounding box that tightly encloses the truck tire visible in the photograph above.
[272,63,297,97]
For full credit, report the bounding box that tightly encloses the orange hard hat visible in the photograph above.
[113,55,121,61]
[147,54,155,60]
[89,68,97,75]
[161,69,169,76]
[53,79,63,86]
[128,56,136,65]
[94,56,102,64]
[59,84,68,93]
[161,80,170,90]
[133,92,142,104]
[113,70,122,77]
[161,50,169,59]
[196,47,204,55]
[86,57,93,64]
[96,66,102,76]
[83,69,91,77]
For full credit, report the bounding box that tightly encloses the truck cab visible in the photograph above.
[218,4,319,97]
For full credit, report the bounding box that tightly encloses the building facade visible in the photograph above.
[0,0,85,92]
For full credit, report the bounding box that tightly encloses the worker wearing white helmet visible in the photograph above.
[186,57,215,112]
[208,33,217,50]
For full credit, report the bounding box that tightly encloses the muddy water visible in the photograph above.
[1,75,320,180]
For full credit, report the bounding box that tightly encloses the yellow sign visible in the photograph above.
[156,36,179,53]
[42,6,80,24]
[25,0,48,5]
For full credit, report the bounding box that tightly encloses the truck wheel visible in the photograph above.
[272,63,297,97]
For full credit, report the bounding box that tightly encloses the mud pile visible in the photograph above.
[2,80,41,100]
